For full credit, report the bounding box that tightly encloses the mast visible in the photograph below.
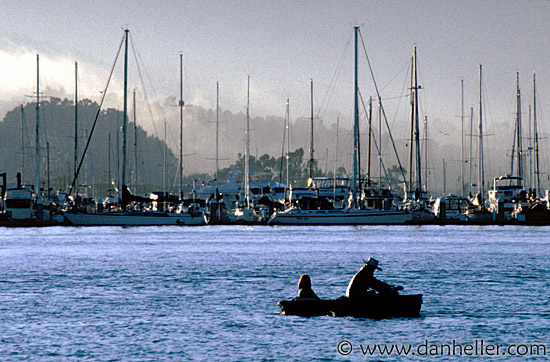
[280,97,290,185]
[469,105,474,195]
[424,114,428,194]
[333,117,339,199]
[286,97,290,187]
[527,104,535,189]
[367,96,372,185]
[216,81,219,192]
[108,132,111,193]
[133,88,138,193]
[413,45,422,198]
[352,25,359,202]
[460,78,465,196]
[378,98,382,184]
[517,72,523,180]
[163,120,166,195]
[121,29,129,206]
[279,99,287,184]
[408,55,414,194]
[356,63,362,194]
[479,64,485,199]
[309,78,315,181]
[511,72,523,179]
[215,81,220,220]
[116,115,120,196]
[244,76,250,208]
[20,105,25,182]
[533,72,541,195]
[35,54,41,196]
[74,61,78,191]
[179,52,184,200]
[46,141,50,202]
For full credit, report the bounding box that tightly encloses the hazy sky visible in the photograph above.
[1,0,550,136]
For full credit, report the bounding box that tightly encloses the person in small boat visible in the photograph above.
[346,257,403,299]
[297,274,320,299]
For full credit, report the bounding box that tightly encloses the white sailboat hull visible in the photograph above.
[65,211,208,226]
[268,208,410,225]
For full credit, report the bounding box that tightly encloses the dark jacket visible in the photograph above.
[346,265,394,299]
[298,287,320,299]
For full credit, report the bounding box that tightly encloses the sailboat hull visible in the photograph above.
[268,208,410,225]
[65,211,207,226]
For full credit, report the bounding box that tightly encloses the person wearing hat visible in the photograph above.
[346,257,403,299]
[297,274,320,299]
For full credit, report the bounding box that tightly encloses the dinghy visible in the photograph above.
[279,293,422,318]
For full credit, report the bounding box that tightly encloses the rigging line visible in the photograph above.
[380,58,411,95]
[358,28,408,190]
[533,82,544,191]
[21,104,35,178]
[130,35,179,186]
[129,35,180,182]
[510,104,518,175]
[358,88,395,196]
[318,29,353,118]
[40,104,48,154]
[391,58,410,140]
[68,32,125,197]
[129,35,163,151]
[415,55,429,117]
[337,102,355,174]
[379,94,410,101]
[480,83,495,180]
[340,128,355,175]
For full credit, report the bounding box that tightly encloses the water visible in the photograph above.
[0,225,549,361]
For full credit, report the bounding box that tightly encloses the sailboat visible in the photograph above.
[402,45,435,223]
[463,65,492,223]
[486,72,530,222]
[405,45,425,202]
[64,30,207,226]
[508,72,550,224]
[227,76,265,224]
[432,74,487,224]
[1,55,62,226]
[268,26,410,225]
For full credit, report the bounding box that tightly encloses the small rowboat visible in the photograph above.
[279,294,422,318]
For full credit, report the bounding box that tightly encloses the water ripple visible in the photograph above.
[0,225,548,361]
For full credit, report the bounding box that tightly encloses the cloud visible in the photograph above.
[0,37,124,120]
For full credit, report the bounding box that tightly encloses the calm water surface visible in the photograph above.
[0,225,549,361]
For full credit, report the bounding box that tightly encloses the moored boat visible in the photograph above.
[488,175,529,221]
[64,210,207,226]
[268,206,410,225]
[513,199,550,225]
[432,194,469,222]
[1,173,62,226]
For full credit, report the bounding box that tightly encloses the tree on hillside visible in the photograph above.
[0,98,177,196]
[183,147,326,188]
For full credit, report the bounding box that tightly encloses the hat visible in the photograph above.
[362,257,382,271]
